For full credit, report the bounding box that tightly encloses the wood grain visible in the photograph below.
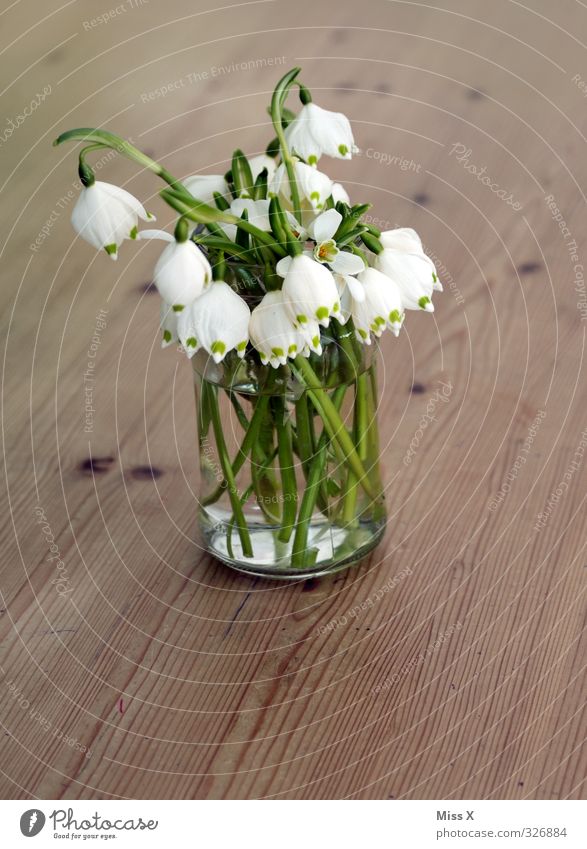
[0,0,585,799]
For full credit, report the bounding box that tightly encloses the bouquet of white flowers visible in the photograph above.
[55,67,442,578]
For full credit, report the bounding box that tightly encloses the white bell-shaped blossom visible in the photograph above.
[331,182,350,205]
[375,246,435,312]
[249,153,278,182]
[352,267,404,343]
[284,103,358,164]
[160,301,180,348]
[182,173,230,205]
[270,159,333,212]
[276,253,341,328]
[308,209,365,276]
[379,227,442,293]
[138,229,212,308]
[71,181,153,259]
[177,281,250,362]
[249,290,312,367]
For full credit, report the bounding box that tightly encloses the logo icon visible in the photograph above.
[19,810,45,837]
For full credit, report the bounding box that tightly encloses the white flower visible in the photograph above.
[270,159,332,212]
[249,153,278,182]
[277,253,341,328]
[308,209,365,276]
[375,245,436,312]
[331,182,350,205]
[379,227,442,293]
[71,181,152,259]
[138,229,212,308]
[160,301,180,348]
[352,268,404,343]
[249,290,319,367]
[177,281,250,362]
[284,103,358,164]
[182,174,230,205]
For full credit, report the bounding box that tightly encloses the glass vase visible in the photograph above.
[192,325,386,579]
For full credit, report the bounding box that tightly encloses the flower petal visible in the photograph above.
[331,250,364,275]
[309,208,342,243]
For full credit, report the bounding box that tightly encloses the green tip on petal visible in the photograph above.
[296,314,308,324]
[162,330,172,343]
[172,304,184,312]
[307,154,318,166]
[315,306,329,320]
[312,335,320,348]
[338,144,348,156]
[288,344,297,354]
[374,315,385,326]
[358,328,368,340]
[186,337,197,348]
[389,309,402,324]
[211,340,226,356]
[236,341,247,352]
[418,296,434,311]
[271,346,285,357]
[104,243,117,257]
[310,191,320,202]
[129,226,138,240]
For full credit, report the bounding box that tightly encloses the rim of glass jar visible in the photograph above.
[190,327,377,395]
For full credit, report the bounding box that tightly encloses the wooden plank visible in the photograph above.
[0,0,585,799]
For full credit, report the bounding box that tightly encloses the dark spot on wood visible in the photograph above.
[411,382,426,394]
[412,193,430,205]
[138,281,157,295]
[332,30,347,44]
[79,456,114,475]
[518,781,524,787]
[302,578,320,592]
[517,261,542,275]
[467,87,486,100]
[131,465,163,480]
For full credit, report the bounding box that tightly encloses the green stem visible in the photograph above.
[274,398,297,542]
[54,128,182,190]
[290,384,346,568]
[206,383,253,557]
[292,356,377,501]
[270,68,303,222]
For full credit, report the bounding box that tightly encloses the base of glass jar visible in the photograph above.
[198,507,387,580]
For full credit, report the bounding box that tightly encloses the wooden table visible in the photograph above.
[1,0,585,800]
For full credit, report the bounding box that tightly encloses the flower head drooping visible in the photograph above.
[379,227,442,304]
[177,281,250,362]
[375,246,436,312]
[284,103,358,164]
[276,253,341,328]
[182,174,230,205]
[352,268,404,343]
[270,159,333,212]
[249,153,278,183]
[138,228,212,308]
[160,301,179,348]
[71,180,153,259]
[249,290,311,367]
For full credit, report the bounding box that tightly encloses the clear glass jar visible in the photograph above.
[192,325,386,579]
